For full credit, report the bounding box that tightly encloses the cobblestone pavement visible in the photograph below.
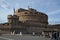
[0,34,51,40]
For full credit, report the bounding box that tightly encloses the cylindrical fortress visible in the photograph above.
[14,8,48,24]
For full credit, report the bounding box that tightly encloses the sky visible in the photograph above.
[0,0,60,25]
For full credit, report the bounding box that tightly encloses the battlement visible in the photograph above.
[15,8,37,14]
[14,8,47,17]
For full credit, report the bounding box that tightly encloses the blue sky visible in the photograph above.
[0,0,60,24]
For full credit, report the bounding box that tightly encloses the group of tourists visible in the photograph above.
[51,32,60,40]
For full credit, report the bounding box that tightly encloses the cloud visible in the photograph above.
[0,0,5,2]
[0,0,10,9]
[0,14,7,23]
[48,9,60,24]
[47,9,60,15]
[14,3,20,9]
[48,18,60,24]
[26,0,35,6]
[0,18,5,23]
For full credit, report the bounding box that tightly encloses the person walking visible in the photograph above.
[56,32,59,40]
[51,32,57,40]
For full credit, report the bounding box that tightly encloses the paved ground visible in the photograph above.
[0,34,51,40]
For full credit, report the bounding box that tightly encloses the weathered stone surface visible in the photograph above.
[0,8,60,35]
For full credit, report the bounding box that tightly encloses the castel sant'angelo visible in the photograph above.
[0,7,60,35]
